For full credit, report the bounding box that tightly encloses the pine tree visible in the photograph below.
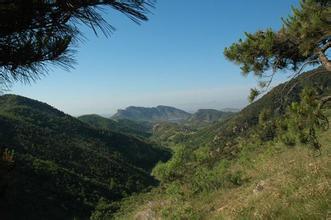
[224,0,331,102]
[278,87,329,149]
[0,0,154,88]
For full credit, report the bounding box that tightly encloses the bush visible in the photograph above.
[226,170,244,186]
[90,198,119,220]
[152,146,192,183]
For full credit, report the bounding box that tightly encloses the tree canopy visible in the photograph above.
[0,0,154,88]
[224,0,331,101]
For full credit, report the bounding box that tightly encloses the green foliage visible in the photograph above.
[189,160,232,194]
[152,146,192,183]
[152,122,197,147]
[78,114,152,138]
[224,0,331,101]
[188,109,235,125]
[193,146,212,164]
[1,69,329,220]
[160,201,201,220]
[256,108,277,142]
[113,69,331,220]
[225,0,331,74]
[153,142,246,196]
[227,170,245,186]
[249,88,261,103]
[181,68,331,151]
[278,87,329,149]
[0,94,170,219]
[225,29,279,75]
[282,0,331,57]
[90,198,120,220]
[112,105,191,123]
[114,122,331,220]
[0,0,153,88]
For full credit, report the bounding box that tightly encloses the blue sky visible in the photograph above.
[9,0,299,116]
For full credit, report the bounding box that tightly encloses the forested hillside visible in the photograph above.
[114,119,331,219]
[112,106,191,122]
[185,67,331,149]
[78,114,152,138]
[0,95,170,220]
[188,109,234,125]
[146,68,331,152]
[80,108,235,148]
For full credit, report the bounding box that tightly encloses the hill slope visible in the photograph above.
[188,109,234,124]
[78,114,152,138]
[0,95,170,220]
[186,67,331,149]
[112,68,331,220]
[114,119,331,219]
[112,105,191,122]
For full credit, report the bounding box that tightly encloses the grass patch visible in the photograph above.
[114,121,331,220]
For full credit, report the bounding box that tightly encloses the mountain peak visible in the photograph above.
[112,105,191,122]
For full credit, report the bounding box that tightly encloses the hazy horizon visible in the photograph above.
[8,82,254,116]
[7,0,298,116]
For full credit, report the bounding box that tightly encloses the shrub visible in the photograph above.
[152,146,192,183]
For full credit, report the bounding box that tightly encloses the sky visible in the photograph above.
[9,0,299,116]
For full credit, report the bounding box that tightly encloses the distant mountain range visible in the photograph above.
[112,105,191,122]
[78,108,236,148]
[110,105,235,124]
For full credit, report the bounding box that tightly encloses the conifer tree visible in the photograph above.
[278,87,329,149]
[0,0,154,87]
[224,0,331,102]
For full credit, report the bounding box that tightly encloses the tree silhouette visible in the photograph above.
[0,0,154,88]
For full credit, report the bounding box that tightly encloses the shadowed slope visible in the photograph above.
[0,94,170,220]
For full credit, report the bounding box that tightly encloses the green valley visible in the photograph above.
[0,95,170,219]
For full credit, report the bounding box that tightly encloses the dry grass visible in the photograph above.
[115,124,331,220]
[208,130,331,220]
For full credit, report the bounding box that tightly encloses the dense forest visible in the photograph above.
[0,95,170,219]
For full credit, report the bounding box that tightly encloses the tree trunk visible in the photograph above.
[321,95,331,107]
[318,41,331,71]
[318,51,331,71]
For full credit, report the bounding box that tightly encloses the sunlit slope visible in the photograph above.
[113,119,331,220]
[112,105,191,122]
[187,67,331,149]
[112,68,331,220]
